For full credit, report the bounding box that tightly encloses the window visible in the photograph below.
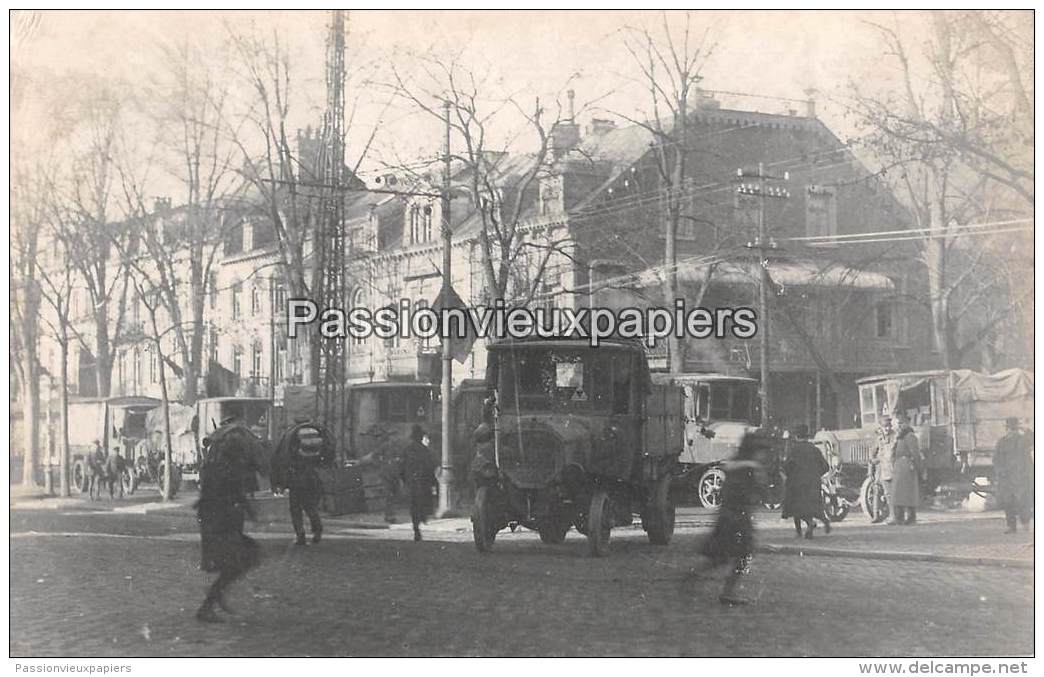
[251,284,262,314]
[232,345,242,377]
[231,282,242,319]
[275,336,286,382]
[274,284,287,315]
[806,185,838,241]
[251,344,262,379]
[208,327,219,364]
[423,205,433,242]
[208,272,218,309]
[133,348,141,387]
[409,206,420,244]
[150,349,158,384]
[874,301,895,339]
[350,289,367,348]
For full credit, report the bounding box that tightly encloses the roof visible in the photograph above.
[651,372,757,385]
[488,336,645,352]
[104,396,161,409]
[197,397,273,404]
[350,381,437,391]
[638,259,895,291]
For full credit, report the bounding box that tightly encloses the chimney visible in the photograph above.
[804,88,818,118]
[587,118,616,137]
[694,88,720,110]
[550,92,580,158]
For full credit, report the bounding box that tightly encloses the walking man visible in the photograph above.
[195,422,263,623]
[782,433,831,538]
[400,424,437,542]
[271,418,333,546]
[995,417,1033,533]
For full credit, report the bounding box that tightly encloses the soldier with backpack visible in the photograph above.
[271,418,334,546]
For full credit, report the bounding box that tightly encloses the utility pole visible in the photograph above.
[737,163,789,428]
[438,99,454,516]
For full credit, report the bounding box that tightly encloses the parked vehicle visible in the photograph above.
[183,397,274,485]
[813,368,1033,508]
[67,396,160,494]
[655,373,762,507]
[471,337,681,557]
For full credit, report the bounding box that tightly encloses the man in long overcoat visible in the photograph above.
[995,417,1033,533]
[889,415,922,525]
[400,424,437,542]
[872,414,897,519]
[195,423,263,622]
[782,435,831,538]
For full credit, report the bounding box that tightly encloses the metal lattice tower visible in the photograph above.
[315,10,349,457]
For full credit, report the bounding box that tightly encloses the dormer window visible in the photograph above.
[409,203,435,244]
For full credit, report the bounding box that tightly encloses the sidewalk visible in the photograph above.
[12,487,1032,567]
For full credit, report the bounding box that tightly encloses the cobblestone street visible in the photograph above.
[10,508,1033,657]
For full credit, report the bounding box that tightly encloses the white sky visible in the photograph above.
[12,10,1027,199]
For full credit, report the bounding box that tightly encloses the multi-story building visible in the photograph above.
[31,92,935,460]
[342,92,936,431]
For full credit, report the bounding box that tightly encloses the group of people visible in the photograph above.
[693,413,1033,607]
[193,416,439,622]
[870,413,925,525]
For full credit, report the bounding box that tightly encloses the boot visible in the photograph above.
[217,595,238,615]
[905,508,917,525]
[413,528,422,542]
[196,603,224,623]
[295,533,307,546]
[822,518,831,534]
[804,522,816,540]
[312,527,322,544]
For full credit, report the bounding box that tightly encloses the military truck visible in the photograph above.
[471,337,683,557]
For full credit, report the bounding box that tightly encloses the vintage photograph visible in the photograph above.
[9,9,1034,659]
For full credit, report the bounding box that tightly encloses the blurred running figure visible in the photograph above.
[692,432,772,606]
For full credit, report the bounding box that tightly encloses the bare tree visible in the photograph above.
[616,11,716,372]
[135,39,246,404]
[386,50,580,306]
[10,161,48,486]
[61,90,133,398]
[849,10,1033,370]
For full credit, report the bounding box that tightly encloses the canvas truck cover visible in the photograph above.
[952,368,1033,453]
[66,400,106,451]
[145,403,198,465]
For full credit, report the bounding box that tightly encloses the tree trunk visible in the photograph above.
[924,234,952,371]
[59,338,70,498]
[157,338,174,501]
[95,319,112,398]
[20,349,40,486]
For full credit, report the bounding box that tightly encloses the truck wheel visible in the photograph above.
[860,477,889,523]
[538,520,570,544]
[822,490,848,522]
[472,486,499,552]
[158,463,180,500]
[645,475,676,546]
[698,466,726,508]
[121,468,137,496]
[586,490,612,557]
[72,460,88,494]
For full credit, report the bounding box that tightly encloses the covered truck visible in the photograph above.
[813,368,1033,505]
